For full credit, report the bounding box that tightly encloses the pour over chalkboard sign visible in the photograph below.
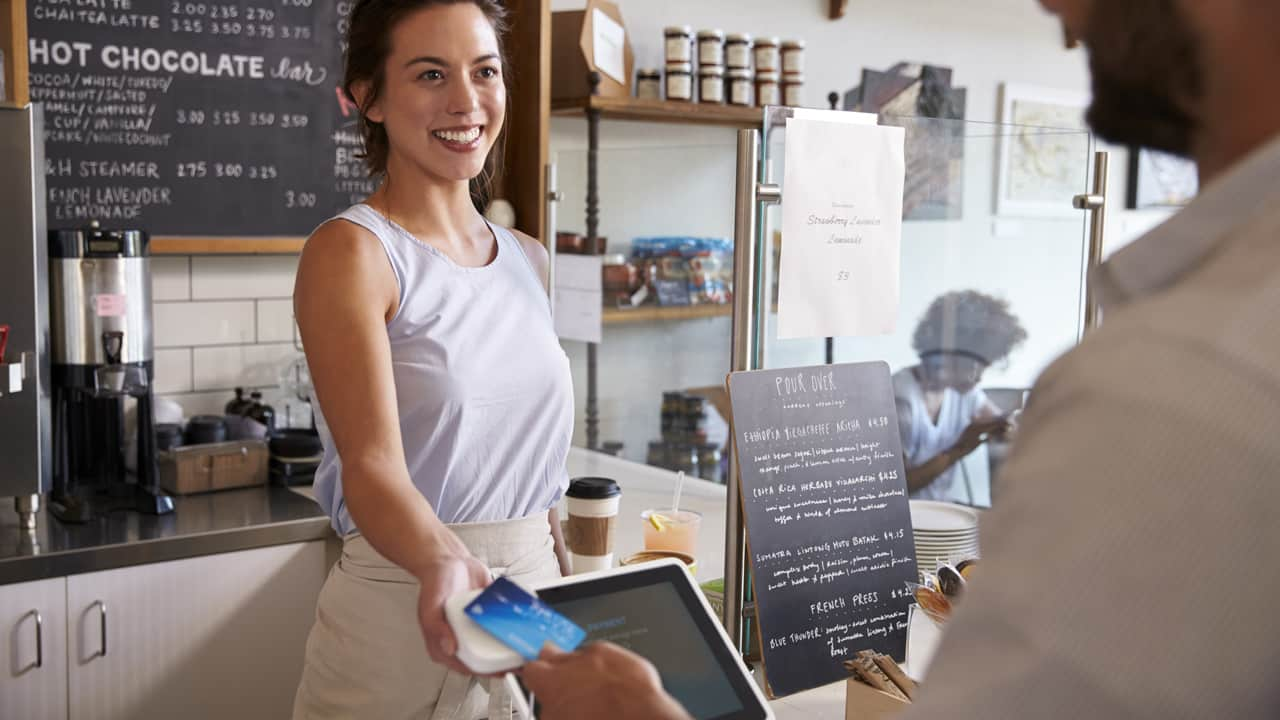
[727,361,917,698]
[27,1,370,236]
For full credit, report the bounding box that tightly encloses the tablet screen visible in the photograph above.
[537,564,768,720]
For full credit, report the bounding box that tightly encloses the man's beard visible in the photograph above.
[1082,0,1203,156]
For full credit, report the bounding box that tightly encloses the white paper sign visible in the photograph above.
[591,9,626,86]
[776,119,905,339]
[554,254,603,344]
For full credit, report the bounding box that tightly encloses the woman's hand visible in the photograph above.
[415,549,493,675]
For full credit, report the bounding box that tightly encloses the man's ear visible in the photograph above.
[350,80,384,124]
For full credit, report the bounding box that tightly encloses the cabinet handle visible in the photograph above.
[34,610,43,668]
[21,609,43,671]
[93,600,108,658]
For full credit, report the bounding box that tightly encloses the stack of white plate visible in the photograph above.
[909,500,980,578]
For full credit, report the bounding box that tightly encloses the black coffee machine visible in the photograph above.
[48,222,174,522]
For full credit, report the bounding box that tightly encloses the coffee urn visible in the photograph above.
[48,222,174,522]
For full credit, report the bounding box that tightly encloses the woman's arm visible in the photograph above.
[547,507,572,576]
[295,221,489,671]
[905,417,1009,494]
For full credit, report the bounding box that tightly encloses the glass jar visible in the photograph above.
[665,61,693,102]
[602,254,639,302]
[647,440,671,469]
[725,33,753,69]
[661,391,685,439]
[664,25,693,64]
[783,72,805,107]
[670,443,700,478]
[697,29,725,66]
[781,39,806,74]
[728,68,754,106]
[697,444,723,484]
[754,37,780,73]
[698,65,725,104]
[756,71,781,107]
[636,68,661,100]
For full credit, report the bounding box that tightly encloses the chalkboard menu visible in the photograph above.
[728,361,917,698]
[27,0,371,236]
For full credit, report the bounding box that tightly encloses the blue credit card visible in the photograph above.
[465,577,587,661]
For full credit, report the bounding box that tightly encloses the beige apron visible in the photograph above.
[293,512,561,719]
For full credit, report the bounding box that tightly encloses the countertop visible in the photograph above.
[564,449,856,720]
[0,485,332,585]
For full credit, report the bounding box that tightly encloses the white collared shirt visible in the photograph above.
[900,133,1280,718]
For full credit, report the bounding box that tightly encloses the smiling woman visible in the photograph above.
[290,2,575,719]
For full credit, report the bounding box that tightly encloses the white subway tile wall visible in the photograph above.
[256,299,297,343]
[153,348,193,395]
[191,256,298,300]
[151,255,303,421]
[151,256,191,301]
[192,343,299,392]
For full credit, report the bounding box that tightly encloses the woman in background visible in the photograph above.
[291,1,572,717]
[895,291,1028,502]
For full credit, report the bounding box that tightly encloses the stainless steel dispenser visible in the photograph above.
[0,103,53,529]
[48,223,173,522]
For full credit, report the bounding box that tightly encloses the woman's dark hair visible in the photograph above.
[344,0,510,210]
[912,290,1028,366]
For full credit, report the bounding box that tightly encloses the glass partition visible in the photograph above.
[759,111,1095,508]
[550,112,1094,514]
[553,138,740,482]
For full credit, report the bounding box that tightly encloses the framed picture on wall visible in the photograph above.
[1127,147,1198,209]
[996,83,1092,217]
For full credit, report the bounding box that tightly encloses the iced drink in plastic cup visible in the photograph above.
[641,509,702,556]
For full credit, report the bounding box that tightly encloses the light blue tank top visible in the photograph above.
[310,204,574,535]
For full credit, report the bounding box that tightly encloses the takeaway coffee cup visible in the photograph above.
[565,477,622,573]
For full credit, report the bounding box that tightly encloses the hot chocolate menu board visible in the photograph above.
[26,1,373,236]
[727,361,917,698]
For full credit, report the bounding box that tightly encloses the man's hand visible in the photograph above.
[520,644,692,720]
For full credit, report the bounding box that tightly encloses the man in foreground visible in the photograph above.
[524,0,1280,717]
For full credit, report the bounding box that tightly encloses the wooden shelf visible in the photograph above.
[603,303,732,325]
[551,96,764,128]
[151,236,306,255]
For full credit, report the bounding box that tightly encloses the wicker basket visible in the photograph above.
[159,439,269,495]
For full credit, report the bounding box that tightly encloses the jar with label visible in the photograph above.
[754,37,780,73]
[665,61,693,102]
[698,66,725,104]
[664,25,693,64]
[783,73,805,107]
[756,71,781,107]
[696,29,725,66]
[725,33,753,69]
[781,39,806,74]
[636,68,661,100]
[728,68,754,106]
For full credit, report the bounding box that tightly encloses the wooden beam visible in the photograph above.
[1,0,30,106]
[500,0,550,243]
[150,237,306,255]
[830,0,849,20]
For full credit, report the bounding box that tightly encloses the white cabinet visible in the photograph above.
[65,541,327,720]
[1,577,69,720]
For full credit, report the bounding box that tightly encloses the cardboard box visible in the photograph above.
[551,0,634,102]
[845,678,910,720]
